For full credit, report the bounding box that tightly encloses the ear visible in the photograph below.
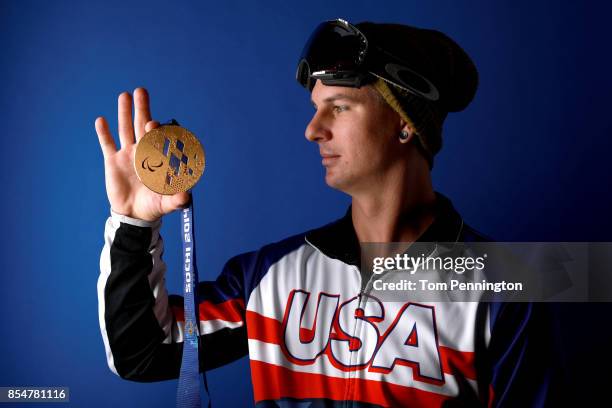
[399,120,415,135]
[399,123,416,144]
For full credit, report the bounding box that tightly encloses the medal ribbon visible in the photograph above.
[176,199,202,408]
[150,120,208,407]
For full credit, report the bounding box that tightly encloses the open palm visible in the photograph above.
[95,88,190,222]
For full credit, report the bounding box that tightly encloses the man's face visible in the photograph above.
[306,80,404,194]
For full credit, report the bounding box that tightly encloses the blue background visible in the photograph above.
[1,0,611,406]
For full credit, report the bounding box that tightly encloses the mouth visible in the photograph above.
[321,154,340,166]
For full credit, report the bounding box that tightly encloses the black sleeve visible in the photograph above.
[97,213,248,382]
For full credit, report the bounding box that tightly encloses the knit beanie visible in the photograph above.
[356,22,479,168]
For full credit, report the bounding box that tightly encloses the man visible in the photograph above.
[97,19,549,407]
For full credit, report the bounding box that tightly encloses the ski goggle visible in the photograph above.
[296,19,440,101]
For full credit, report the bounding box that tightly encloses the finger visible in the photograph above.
[95,117,117,159]
[118,92,135,148]
[144,120,160,133]
[134,88,152,141]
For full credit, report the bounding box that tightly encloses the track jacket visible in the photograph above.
[98,193,549,407]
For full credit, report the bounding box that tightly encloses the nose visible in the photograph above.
[305,110,332,143]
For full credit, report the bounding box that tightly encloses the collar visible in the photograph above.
[305,192,464,266]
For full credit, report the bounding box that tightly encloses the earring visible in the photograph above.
[399,130,410,143]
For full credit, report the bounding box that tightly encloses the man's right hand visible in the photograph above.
[95,88,190,222]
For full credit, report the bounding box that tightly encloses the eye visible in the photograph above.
[333,105,349,113]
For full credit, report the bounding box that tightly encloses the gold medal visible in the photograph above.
[134,124,205,195]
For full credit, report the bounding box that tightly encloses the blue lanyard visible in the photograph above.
[176,199,205,408]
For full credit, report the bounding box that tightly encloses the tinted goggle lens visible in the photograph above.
[296,19,440,101]
[297,21,366,89]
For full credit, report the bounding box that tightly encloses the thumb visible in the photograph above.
[174,192,192,209]
[160,192,191,214]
